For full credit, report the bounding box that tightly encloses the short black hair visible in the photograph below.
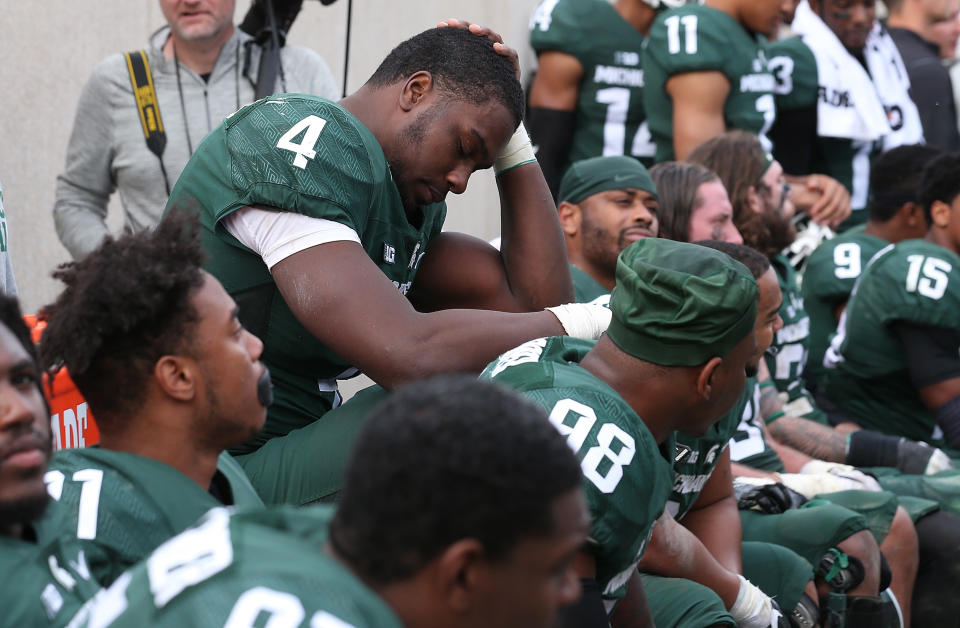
[330,375,582,585]
[868,144,942,222]
[366,27,523,128]
[920,152,960,225]
[0,295,44,401]
[38,212,207,427]
[695,240,771,279]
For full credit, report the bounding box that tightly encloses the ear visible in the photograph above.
[900,202,924,226]
[695,357,724,400]
[400,71,435,112]
[557,201,582,237]
[154,355,196,403]
[931,200,952,228]
[432,538,488,614]
[746,185,764,215]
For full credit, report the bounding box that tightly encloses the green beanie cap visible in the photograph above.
[607,239,758,366]
[558,155,657,204]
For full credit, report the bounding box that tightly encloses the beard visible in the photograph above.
[388,105,444,213]
[742,206,797,259]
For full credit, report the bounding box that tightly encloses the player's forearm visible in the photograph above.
[638,514,740,608]
[681,496,743,574]
[496,162,574,308]
[766,415,847,463]
[361,308,566,389]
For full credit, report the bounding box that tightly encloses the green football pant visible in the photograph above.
[740,498,871,566]
[236,385,390,505]
[639,542,812,627]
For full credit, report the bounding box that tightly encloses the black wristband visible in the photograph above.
[846,430,900,468]
[527,106,576,201]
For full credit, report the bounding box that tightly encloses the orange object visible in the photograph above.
[23,315,100,450]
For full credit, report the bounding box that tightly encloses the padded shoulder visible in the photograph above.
[768,36,819,109]
[646,5,751,75]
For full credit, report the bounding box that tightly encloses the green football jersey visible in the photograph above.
[482,336,675,601]
[671,380,754,519]
[801,229,887,390]
[530,0,655,169]
[728,378,788,473]
[644,4,776,162]
[768,36,879,220]
[163,94,447,452]
[34,448,262,586]
[824,239,960,442]
[67,506,402,628]
[0,532,100,626]
[571,264,612,305]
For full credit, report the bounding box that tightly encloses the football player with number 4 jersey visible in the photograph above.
[824,153,960,452]
[163,24,613,506]
[66,377,590,628]
[485,238,779,627]
[33,214,266,588]
[527,0,684,197]
[0,297,100,626]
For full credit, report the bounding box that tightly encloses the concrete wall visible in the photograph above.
[0,0,541,313]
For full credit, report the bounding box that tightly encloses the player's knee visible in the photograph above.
[836,530,881,594]
[883,506,919,564]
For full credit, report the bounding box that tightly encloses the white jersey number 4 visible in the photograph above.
[277,115,328,169]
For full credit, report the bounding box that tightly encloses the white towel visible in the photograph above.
[791,1,924,149]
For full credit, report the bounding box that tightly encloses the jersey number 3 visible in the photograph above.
[277,115,328,169]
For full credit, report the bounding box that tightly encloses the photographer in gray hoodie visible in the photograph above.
[53,0,338,259]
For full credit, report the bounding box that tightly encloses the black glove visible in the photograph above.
[735,482,808,514]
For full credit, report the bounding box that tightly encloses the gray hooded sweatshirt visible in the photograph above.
[53,26,338,259]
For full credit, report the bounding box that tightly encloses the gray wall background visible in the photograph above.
[0,0,541,314]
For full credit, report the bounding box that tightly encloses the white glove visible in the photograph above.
[730,575,782,628]
[800,460,882,492]
[779,472,876,499]
[924,447,953,475]
[546,303,612,340]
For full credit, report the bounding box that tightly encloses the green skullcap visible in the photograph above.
[558,155,657,204]
[607,239,758,366]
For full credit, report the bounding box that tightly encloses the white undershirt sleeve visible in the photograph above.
[223,206,361,270]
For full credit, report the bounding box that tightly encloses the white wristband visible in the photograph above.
[494,122,537,176]
[546,303,612,340]
[730,575,776,628]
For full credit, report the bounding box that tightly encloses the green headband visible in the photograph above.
[558,156,658,204]
[607,239,759,366]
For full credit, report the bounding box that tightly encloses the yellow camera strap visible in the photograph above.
[124,50,171,191]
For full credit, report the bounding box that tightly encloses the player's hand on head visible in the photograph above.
[438,18,520,79]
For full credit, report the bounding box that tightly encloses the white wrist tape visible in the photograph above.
[730,575,775,628]
[546,303,612,340]
[494,122,537,176]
